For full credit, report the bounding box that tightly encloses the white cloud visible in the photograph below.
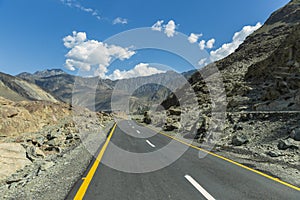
[199,40,206,50]
[108,63,166,80]
[63,31,87,48]
[94,64,108,78]
[151,20,164,31]
[60,0,101,21]
[206,38,215,49]
[198,58,208,67]
[164,20,177,37]
[65,59,90,71]
[81,8,93,13]
[188,33,203,44]
[195,38,215,50]
[113,17,128,25]
[151,20,178,37]
[63,31,135,77]
[210,22,262,62]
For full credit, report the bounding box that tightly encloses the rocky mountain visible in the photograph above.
[222,0,300,111]
[18,70,112,104]
[18,69,66,79]
[0,95,113,191]
[0,69,111,198]
[0,1,299,197]
[0,71,114,192]
[0,72,58,102]
[162,0,300,112]
[147,0,300,186]
[17,69,191,112]
[244,24,300,110]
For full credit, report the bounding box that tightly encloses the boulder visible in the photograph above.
[163,122,181,131]
[231,135,249,146]
[277,139,298,150]
[46,138,61,147]
[26,146,45,161]
[66,133,73,140]
[46,133,56,141]
[277,140,291,150]
[0,143,31,183]
[143,111,152,124]
[35,136,45,146]
[267,150,281,157]
[168,108,181,116]
[44,146,61,153]
[290,128,300,141]
[233,124,243,131]
[143,116,152,124]
[40,161,55,171]
[197,115,209,134]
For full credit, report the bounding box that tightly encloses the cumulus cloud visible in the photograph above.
[199,40,206,50]
[210,22,262,61]
[151,20,164,31]
[94,64,108,78]
[63,31,135,77]
[113,17,128,25]
[198,58,208,67]
[63,31,87,48]
[60,0,101,21]
[108,63,166,80]
[206,38,215,49]
[164,20,177,37]
[188,33,203,44]
[195,37,215,50]
[151,20,177,37]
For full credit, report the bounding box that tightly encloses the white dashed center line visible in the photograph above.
[146,140,155,148]
[184,175,215,200]
[132,126,135,129]
[136,130,140,134]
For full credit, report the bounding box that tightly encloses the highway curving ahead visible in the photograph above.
[67,120,300,200]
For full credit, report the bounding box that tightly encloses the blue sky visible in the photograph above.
[0,0,290,79]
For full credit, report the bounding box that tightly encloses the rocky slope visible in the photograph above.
[173,0,300,113]
[160,0,300,131]
[244,24,300,111]
[18,70,110,104]
[0,70,114,198]
[18,69,190,112]
[0,97,70,136]
[0,72,58,103]
[0,96,114,199]
[149,0,300,186]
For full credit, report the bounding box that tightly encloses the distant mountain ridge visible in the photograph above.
[17,69,194,112]
[0,72,58,102]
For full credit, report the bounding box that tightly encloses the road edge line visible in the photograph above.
[74,123,117,200]
[145,125,300,192]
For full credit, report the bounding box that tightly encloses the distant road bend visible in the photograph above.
[67,120,300,200]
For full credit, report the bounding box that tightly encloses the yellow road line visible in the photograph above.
[74,123,117,200]
[147,125,300,192]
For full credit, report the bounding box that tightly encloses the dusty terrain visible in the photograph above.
[1,0,300,198]
[0,96,113,199]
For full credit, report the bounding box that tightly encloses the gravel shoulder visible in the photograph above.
[0,122,114,200]
[214,146,300,187]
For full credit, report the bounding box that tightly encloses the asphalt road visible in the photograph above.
[67,120,300,200]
